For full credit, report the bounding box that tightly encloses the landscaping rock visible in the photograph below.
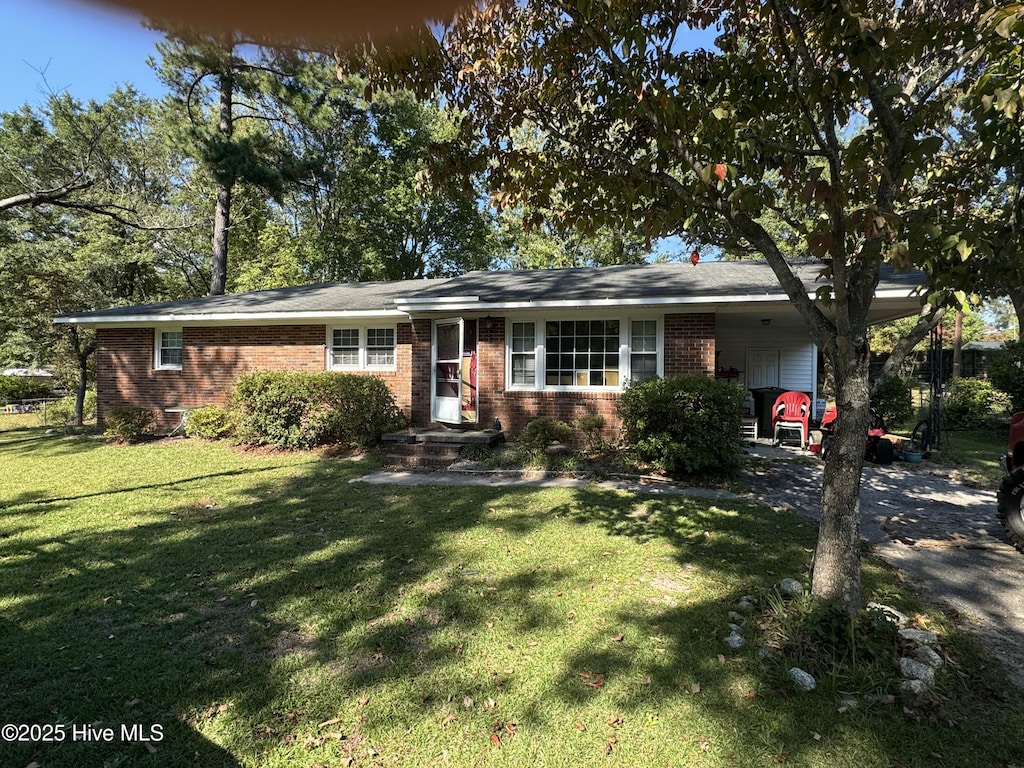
[728,623,743,634]
[899,657,936,687]
[779,578,804,597]
[898,628,940,647]
[737,595,757,613]
[788,667,816,692]
[727,611,746,624]
[912,645,944,670]
[867,602,909,627]
[724,631,745,650]
[900,679,929,697]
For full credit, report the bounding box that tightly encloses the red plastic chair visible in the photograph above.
[772,391,811,448]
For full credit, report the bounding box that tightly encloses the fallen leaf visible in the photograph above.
[717,654,726,664]
[144,742,158,754]
[484,697,497,710]
[575,721,587,732]
[124,698,140,709]
[463,696,474,709]
[490,732,501,747]
[775,751,788,763]
[610,633,624,643]
[812,732,821,741]
[317,717,341,728]
[606,715,623,728]
[357,696,370,708]
[690,683,701,694]
[442,713,457,726]
[504,721,518,735]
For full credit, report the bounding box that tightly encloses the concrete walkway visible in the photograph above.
[356,446,1024,688]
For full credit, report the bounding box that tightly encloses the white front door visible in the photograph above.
[432,318,463,424]
[746,349,781,389]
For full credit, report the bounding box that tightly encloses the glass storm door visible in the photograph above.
[433,319,463,423]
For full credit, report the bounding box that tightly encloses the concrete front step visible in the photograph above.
[381,427,504,469]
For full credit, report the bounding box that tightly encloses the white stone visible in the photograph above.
[737,595,758,613]
[727,611,745,624]
[788,667,816,692]
[899,657,936,686]
[724,631,745,650]
[779,578,804,597]
[912,645,944,670]
[728,623,743,633]
[900,678,929,696]
[867,602,908,627]
[899,628,940,647]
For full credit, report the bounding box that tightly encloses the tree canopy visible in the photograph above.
[345,0,1023,611]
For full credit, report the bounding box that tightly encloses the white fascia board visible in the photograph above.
[399,293,808,313]
[54,309,409,326]
[397,287,922,314]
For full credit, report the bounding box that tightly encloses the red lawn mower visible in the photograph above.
[818,406,895,464]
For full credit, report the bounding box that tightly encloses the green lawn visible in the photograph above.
[1,430,1022,768]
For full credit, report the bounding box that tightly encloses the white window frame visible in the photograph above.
[154,326,183,371]
[504,314,662,392]
[327,325,397,372]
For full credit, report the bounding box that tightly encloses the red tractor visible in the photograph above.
[998,411,1024,553]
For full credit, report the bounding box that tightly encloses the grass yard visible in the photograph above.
[1,430,1023,768]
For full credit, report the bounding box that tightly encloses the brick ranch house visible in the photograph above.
[56,261,923,437]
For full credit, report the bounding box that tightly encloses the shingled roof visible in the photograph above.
[55,261,925,325]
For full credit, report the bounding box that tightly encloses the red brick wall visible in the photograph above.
[95,312,716,436]
[95,324,416,431]
[664,313,716,377]
[476,313,717,439]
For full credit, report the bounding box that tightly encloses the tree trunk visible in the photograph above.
[67,326,96,427]
[209,69,233,297]
[210,181,231,296]
[952,310,962,380]
[813,357,872,613]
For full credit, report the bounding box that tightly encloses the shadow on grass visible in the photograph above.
[1,448,1022,767]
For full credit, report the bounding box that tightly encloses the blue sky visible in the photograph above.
[0,0,165,113]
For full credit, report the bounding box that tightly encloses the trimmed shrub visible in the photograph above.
[519,416,575,451]
[618,374,745,480]
[943,378,995,430]
[184,405,234,440]
[990,340,1024,413]
[232,371,407,450]
[870,376,914,429]
[46,391,96,428]
[103,405,155,443]
[573,412,609,453]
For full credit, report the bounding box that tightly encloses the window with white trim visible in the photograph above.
[507,316,661,391]
[510,322,536,385]
[329,326,396,370]
[630,320,658,382]
[155,329,183,370]
[545,320,620,387]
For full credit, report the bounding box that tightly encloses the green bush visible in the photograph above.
[103,405,155,443]
[870,376,914,429]
[573,412,609,453]
[232,371,407,450]
[519,416,575,451]
[990,340,1024,413]
[184,405,234,440]
[618,374,744,480]
[46,390,97,428]
[0,375,53,403]
[943,378,995,430]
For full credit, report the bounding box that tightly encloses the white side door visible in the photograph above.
[746,349,781,389]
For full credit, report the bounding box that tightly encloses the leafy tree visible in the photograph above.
[0,90,184,423]
[959,7,1024,334]
[0,88,172,225]
[276,70,495,282]
[149,28,317,295]
[348,1,1007,611]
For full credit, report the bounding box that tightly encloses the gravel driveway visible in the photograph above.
[742,445,1024,689]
